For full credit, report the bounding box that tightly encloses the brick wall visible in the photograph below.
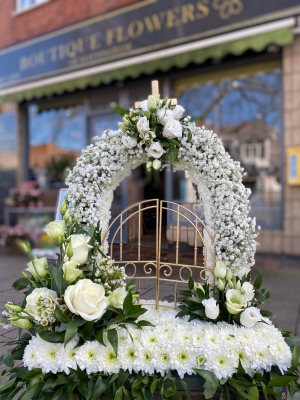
[0,0,140,50]
[258,35,300,256]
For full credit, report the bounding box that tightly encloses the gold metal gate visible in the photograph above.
[103,199,215,309]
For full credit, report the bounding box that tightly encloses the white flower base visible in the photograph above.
[23,303,291,379]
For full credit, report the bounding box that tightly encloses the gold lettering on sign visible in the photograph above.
[89,33,102,51]
[166,7,181,28]
[144,13,164,32]
[212,0,243,20]
[181,4,196,23]
[196,0,210,19]
[19,51,45,71]
[127,20,144,39]
[106,25,128,46]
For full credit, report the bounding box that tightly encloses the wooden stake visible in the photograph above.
[135,80,177,108]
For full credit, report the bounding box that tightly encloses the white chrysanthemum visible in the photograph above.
[75,341,103,374]
[23,336,39,370]
[35,340,63,374]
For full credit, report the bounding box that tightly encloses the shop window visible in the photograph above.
[16,0,49,12]
[29,104,85,190]
[173,61,283,229]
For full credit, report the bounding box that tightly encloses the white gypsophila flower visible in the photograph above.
[157,108,173,125]
[148,142,164,159]
[136,116,150,134]
[162,118,182,139]
[22,302,292,377]
[122,136,137,148]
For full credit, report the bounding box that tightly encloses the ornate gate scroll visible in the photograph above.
[102,199,215,309]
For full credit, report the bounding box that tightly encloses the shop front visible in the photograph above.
[0,0,299,255]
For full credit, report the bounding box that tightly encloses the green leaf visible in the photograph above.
[12,277,29,290]
[253,275,263,289]
[248,386,259,400]
[82,321,94,342]
[268,376,298,387]
[49,265,63,294]
[114,386,123,400]
[90,377,110,400]
[94,329,106,346]
[290,344,299,372]
[123,385,134,400]
[123,291,133,314]
[54,305,70,324]
[111,105,129,117]
[38,330,65,343]
[64,325,78,347]
[3,352,14,368]
[137,320,154,328]
[87,225,95,238]
[188,276,194,290]
[107,328,118,356]
[187,129,192,142]
[237,359,246,378]
[141,387,154,400]
[194,369,219,399]
[150,379,161,394]
[59,317,86,332]
[12,366,28,379]
[260,310,273,317]
[127,307,147,319]
[18,382,42,400]
[254,291,269,303]
[117,369,130,388]
[0,378,16,393]
[285,336,300,347]
[51,387,65,400]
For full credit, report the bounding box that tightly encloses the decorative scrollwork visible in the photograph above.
[123,263,137,279]
[212,0,243,20]
[143,262,157,275]
[179,266,193,282]
[200,268,214,282]
[160,264,173,277]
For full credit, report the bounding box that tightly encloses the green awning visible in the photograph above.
[0,27,293,104]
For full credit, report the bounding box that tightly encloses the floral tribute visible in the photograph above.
[1,96,300,400]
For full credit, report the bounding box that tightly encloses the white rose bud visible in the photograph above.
[10,315,32,330]
[157,109,173,126]
[202,298,219,320]
[217,278,225,291]
[108,287,128,308]
[122,136,137,148]
[162,118,182,139]
[45,220,66,242]
[241,282,255,301]
[240,307,262,328]
[148,142,164,159]
[226,289,247,315]
[64,279,109,321]
[226,269,232,281]
[214,261,226,279]
[172,105,185,119]
[235,280,241,290]
[25,288,57,319]
[136,116,150,134]
[152,159,161,170]
[147,95,157,110]
[65,234,93,265]
[26,257,48,279]
[62,261,83,283]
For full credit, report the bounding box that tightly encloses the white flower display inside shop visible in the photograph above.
[1,89,299,400]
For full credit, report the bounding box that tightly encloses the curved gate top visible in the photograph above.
[103,199,215,309]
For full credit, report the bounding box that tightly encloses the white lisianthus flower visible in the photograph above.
[108,287,127,308]
[122,136,137,148]
[214,261,226,279]
[136,116,150,134]
[240,307,262,328]
[25,288,57,319]
[226,289,247,315]
[148,142,164,159]
[162,118,182,139]
[45,220,65,242]
[241,282,255,301]
[147,95,156,110]
[64,279,109,321]
[172,105,185,119]
[157,109,173,125]
[202,298,219,320]
[139,100,148,111]
[65,235,93,265]
[62,261,82,283]
[26,257,48,279]
[10,313,33,329]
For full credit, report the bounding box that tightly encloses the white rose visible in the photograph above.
[64,279,109,321]
[62,261,83,283]
[45,220,65,242]
[25,288,57,319]
[214,261,226,279]
[122,136,137,148]
[65,234,93,265]
[240,307,262,328]
[136,116,150,134]
[162,118,182,139]
[148,142,164,159]
[172,105,185,119]
[139,100,148,111]
[241,282,255,301]
[26,257,48,279]
[157,109,173,126]
[202,298,219,320]
[108,287,127,308]
[226,289,247,315]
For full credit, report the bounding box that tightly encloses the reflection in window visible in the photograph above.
[177,69,282,229]
[29,105,85,188]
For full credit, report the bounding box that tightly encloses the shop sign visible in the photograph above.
[0,0,299,89]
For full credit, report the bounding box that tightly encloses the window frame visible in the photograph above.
[14,0,50,15]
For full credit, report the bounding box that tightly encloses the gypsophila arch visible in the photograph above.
[67,124,257,279]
